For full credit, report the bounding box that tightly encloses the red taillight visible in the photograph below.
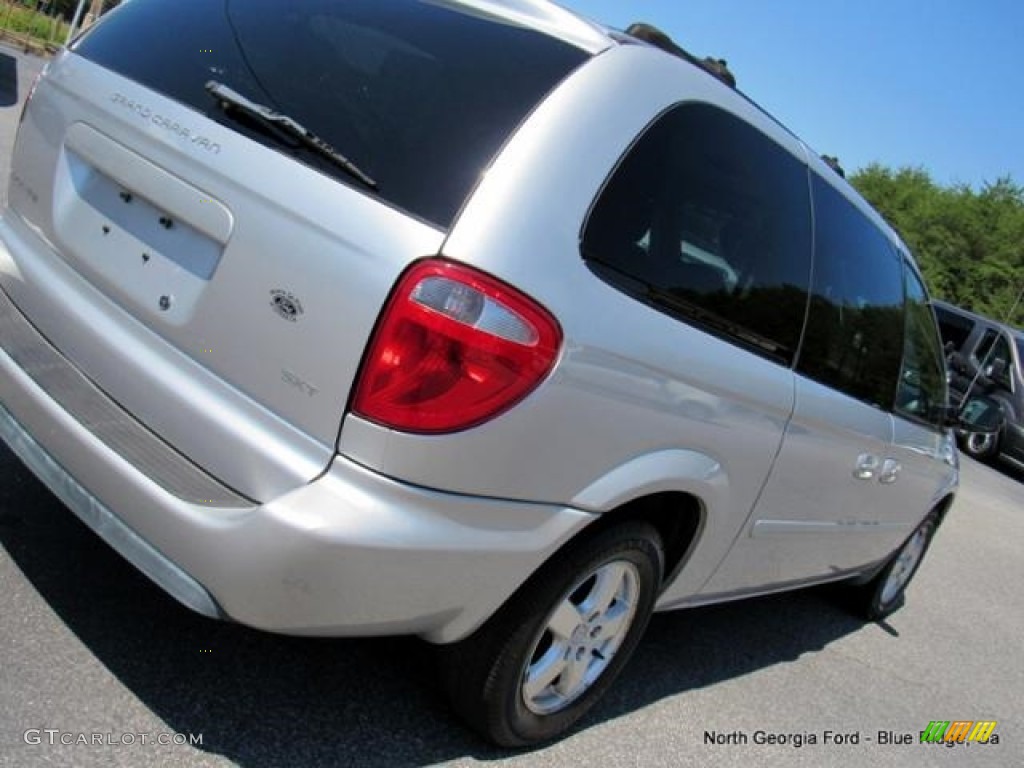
[352,259,561,434]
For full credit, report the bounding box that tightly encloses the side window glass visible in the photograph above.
[974,330,997,364]
[797,175,905,408]
[934,306,973,352]
[975,330,1013,390]
[581,103,813,366]
[896,264,948,428]
[992,336,1013,390]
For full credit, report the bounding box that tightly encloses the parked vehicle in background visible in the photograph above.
[0,0,1003,747]
[935,300,1024,467]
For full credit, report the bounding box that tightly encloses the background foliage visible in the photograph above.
[1,1,67,43]
[851,165,1024,328]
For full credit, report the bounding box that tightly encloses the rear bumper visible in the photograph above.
[0,286,593,643]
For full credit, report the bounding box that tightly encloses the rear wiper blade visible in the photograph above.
[205,80,378,190]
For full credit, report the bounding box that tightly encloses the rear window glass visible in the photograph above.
[74,0,589,228]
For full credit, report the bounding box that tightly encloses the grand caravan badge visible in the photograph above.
[110,93,222,154]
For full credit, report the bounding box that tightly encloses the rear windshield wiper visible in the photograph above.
[205,80,378,190]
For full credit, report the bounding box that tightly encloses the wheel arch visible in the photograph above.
[932,491,956,527]
[568,491,705,594]
[987,390,1016,454]
[848,492,955,587]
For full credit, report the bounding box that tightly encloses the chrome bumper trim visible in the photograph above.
[0,403,224,619]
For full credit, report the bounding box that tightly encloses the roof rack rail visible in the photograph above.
[624,22,737,88]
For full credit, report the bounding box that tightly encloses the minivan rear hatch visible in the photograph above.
[1,0,593,500]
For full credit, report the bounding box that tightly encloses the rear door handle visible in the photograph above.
[879,459,902,485]
[853,454,880,480]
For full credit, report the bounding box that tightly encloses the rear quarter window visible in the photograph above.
[74,0,589,228]
[581,103,813,366]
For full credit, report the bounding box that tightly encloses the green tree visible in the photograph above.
[851,165,1024,327]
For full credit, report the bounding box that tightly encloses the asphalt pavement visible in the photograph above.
[0,43,1022,768]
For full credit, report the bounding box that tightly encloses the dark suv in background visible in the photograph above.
[935,300,1024,468]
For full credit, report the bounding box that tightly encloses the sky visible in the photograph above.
[555,0,1024,190]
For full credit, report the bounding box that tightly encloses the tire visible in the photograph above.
[854,511,939,621]
[961,429,1000,461]
[441,521,663,747]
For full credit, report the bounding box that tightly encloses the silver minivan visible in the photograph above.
[0,0,999,746]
